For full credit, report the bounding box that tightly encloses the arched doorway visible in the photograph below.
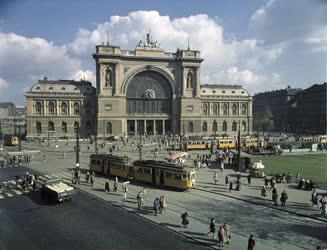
[126,71,173,135]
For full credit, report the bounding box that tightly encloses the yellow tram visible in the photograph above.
[184,141,209,150]
[217,139,236,149]
[89,154,196,190]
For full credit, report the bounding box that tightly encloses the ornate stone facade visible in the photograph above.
[94,32,252,137]
[25,79,96,139]
[26,32,252,138]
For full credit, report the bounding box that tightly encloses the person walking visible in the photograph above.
[225,175,229,186]
[248,234,256,250]
[71,169,75,184]
[142,187,147,201]
[153,197,160,216]
[207,218,216,238]
[217,226,226,247]
[90,172,95,187]
[159,195,167,213]
[181,212,189,228]
[223,222,231,245]
[86,171,90,183]
[280,190,288,206]
[229,181,233,192]
[261,185,267,197]
[113,177,118,192]
[214,172,218,185]
[311,190,317,207]
[321,200,327,217]
[272,189,278,206]
[105,179,110,192]
[137,191,143,210]
[122,184,128,204]
[247,174,252,185]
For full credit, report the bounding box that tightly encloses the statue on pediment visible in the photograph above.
[136,29,161,49]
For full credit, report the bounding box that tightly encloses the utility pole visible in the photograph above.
[237,121,241,172]
[18,119,21,151]
[138,127,142,160]
[76,126,80,164]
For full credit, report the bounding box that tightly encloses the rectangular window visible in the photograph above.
[105,104,112,111]
[174,173,182,179]
[165,172,173,178]
[186,105,193,112]
[143,168,151,175]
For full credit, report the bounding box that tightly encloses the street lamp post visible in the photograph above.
[76,126,80,164]
[237,121,241,172]
[18,119,21,151]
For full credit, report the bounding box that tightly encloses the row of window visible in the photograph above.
[186,120,247,133]
[202,102,248,116]
[34,101,91,115]
[35,121,91,134]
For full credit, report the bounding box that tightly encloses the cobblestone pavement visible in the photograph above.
[5,141,327,249]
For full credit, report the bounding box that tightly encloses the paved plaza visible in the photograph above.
[1,140,327,249]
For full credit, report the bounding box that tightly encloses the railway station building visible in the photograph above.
[26,32,253,139]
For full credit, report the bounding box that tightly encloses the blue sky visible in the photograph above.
[0,0,327,104]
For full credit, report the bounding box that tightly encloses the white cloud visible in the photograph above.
[70,70,96,85]
[0,32,89,102]
[0,77,8,89]
[67,10,282,92]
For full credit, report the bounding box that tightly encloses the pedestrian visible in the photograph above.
[159,195,167,213]
[272,189,278,206]
[90,172,95,187]
[105,179,110,192]
[214,172,218,185]
[236,179,241,191]
[137,191,143,209]
[247,174,251,185]
[181,212,189,228]
[71,169,75,184]
[311,190,318,207]
[280,190,288,206]
[321,199,327,217]
[142,187,147,200]
[153,197,160,216]
[261,185,267,197]
[86,171,90,183]
[113,177,118,192]
[63,152,66,159]
[217,226,226,247]
[207,218,216,238]
[122,184,128,203]
[223,222,231,245]
[225,175,229,186]
[229,181,233,192]
[248,234,255,250]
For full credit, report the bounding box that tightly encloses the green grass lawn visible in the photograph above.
[250,153,327,188]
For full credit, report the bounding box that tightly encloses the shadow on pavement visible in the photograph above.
[160,222,181,228]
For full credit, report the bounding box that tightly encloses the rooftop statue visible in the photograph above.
[136,29,161,49]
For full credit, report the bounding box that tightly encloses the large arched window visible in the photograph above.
[188,122,193,133]
[232,121,237,132]
[202,121,207,132]
[212,120,217,132]
[73,122,79,133]
[222,121,227,132]
[74,102,80,115]
[35,101,42,115]
[48,121,54,132]
[61,122,67,133]
[222,103,228,116]
[231,103,237,115]
[241,104,247,115]
[36,122,42,134]
[242,121,247,132]
[212,103,218,116]
[106,122,112,134]
[48,101,55,115]
[61,102,68,115]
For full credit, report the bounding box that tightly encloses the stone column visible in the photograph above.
[144,120,147,135]
[163,120,165,135]
[154,120,156,135]
[135,120,138,135]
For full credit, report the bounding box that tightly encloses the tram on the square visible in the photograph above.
[89,154,196,190]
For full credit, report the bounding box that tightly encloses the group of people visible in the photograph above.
[153,195,167,215]
[311,191,327,217]
[14,172,38,190]
[104,176,119,193]
[298,178,316,191]
[207,219,231,246]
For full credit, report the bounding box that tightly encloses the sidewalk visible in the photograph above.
[195,167,327,223]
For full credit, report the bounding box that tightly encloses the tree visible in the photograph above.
[254,106,274,132]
